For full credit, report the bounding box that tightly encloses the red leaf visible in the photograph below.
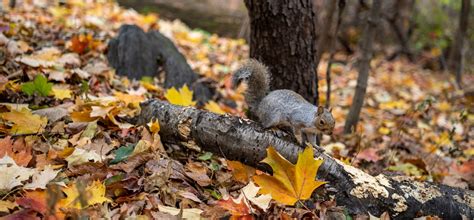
[217,197,252,218]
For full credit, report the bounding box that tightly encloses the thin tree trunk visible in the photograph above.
[344,0,382,134]
[449,0,470,88]
[244,0,319,104]
[138,100,474,219]
[314,0,338,69]
[385,0,415,62]
[325,0,346,108]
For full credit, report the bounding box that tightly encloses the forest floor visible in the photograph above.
[0,1,472,219]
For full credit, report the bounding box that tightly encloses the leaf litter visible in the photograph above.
[0,0,472,219]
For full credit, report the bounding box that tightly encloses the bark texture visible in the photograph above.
[244,0,319,104]
[344,0,382,134]
[448,0,471,88]
[139,100,474,219]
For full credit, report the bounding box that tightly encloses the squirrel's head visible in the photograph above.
[314,106,335,135]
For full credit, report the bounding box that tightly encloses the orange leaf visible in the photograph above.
[217,196,251,218]
[0,136,32,166]
[16,190,48,214]
[227,160,256,184]
[16,189,65,219]
[69,34,99,54]
[253,146,325,205]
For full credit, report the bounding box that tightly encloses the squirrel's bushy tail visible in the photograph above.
[232,59,271,112]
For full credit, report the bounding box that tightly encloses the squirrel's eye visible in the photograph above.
[319,120,325,125]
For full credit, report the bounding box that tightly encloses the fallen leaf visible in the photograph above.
[242,181,272,211]
[227,160,256,184]
[59,180,111,209]
[253,146,325,205]
[217,195,251,218]
[114,91,144,108]
[204,101,225,114]
[1,108,48,135]
[0,200,18,212]
[356,148,382,162]
[164,85,196,107]
[111,145,134,164]
[158,204,203,219]
[65,148,102,167]
[147,119,160,133]
[24,166,61,190]
[0,155,36,193]
[52,86,73,100]
[185,161,212,186]
[0,136,32,166]
[16,47,60,67]
[16,190,48,214]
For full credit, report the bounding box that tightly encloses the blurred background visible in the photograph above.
[118,0,473,73]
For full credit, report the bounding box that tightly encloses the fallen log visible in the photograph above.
[138,100,474,219]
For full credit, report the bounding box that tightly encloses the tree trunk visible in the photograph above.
[244,0,319,104]
[138,100,474,219]
[344,0,382,134]
[448,0,470,88]
[314,0,338,69]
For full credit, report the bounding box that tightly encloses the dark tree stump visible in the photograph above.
[107,25,160,80]
[107,24,214,104]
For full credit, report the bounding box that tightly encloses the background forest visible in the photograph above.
[0,0,472,219]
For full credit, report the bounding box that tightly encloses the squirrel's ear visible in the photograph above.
[317,106,324,115]
[329,107,333,113]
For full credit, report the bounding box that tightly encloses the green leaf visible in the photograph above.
[209,161,220,171]
[198,152,213,161]
[80,80,89,94]
[206,189,221,200]
[111,145,134,164]
[140,76,153,83]
[21,75,53,97]
[21,82,36,96]
[104,173,125,185]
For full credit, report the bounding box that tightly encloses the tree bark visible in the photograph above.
[325,0,346,108]
[244,0,319,104]
[138,100,474,219]
[384,0,415,62]
[448,0,471,88]
[314,0,338,69]
[344,0,382,134]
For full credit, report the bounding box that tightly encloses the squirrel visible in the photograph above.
[233,59,335,144]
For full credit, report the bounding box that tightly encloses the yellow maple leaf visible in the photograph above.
[378,127,391,135]
[60,180,111,209]
[164,85,196,107]
[0,108,48,134]
[141,81,160,92]
[204,101,225,114]
[147,119,160,133]
[253,146,325,205]
[52,87,72,100]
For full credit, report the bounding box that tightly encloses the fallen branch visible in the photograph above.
[138,100,474,219]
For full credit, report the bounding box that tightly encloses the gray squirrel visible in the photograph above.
[233,59,335,144]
